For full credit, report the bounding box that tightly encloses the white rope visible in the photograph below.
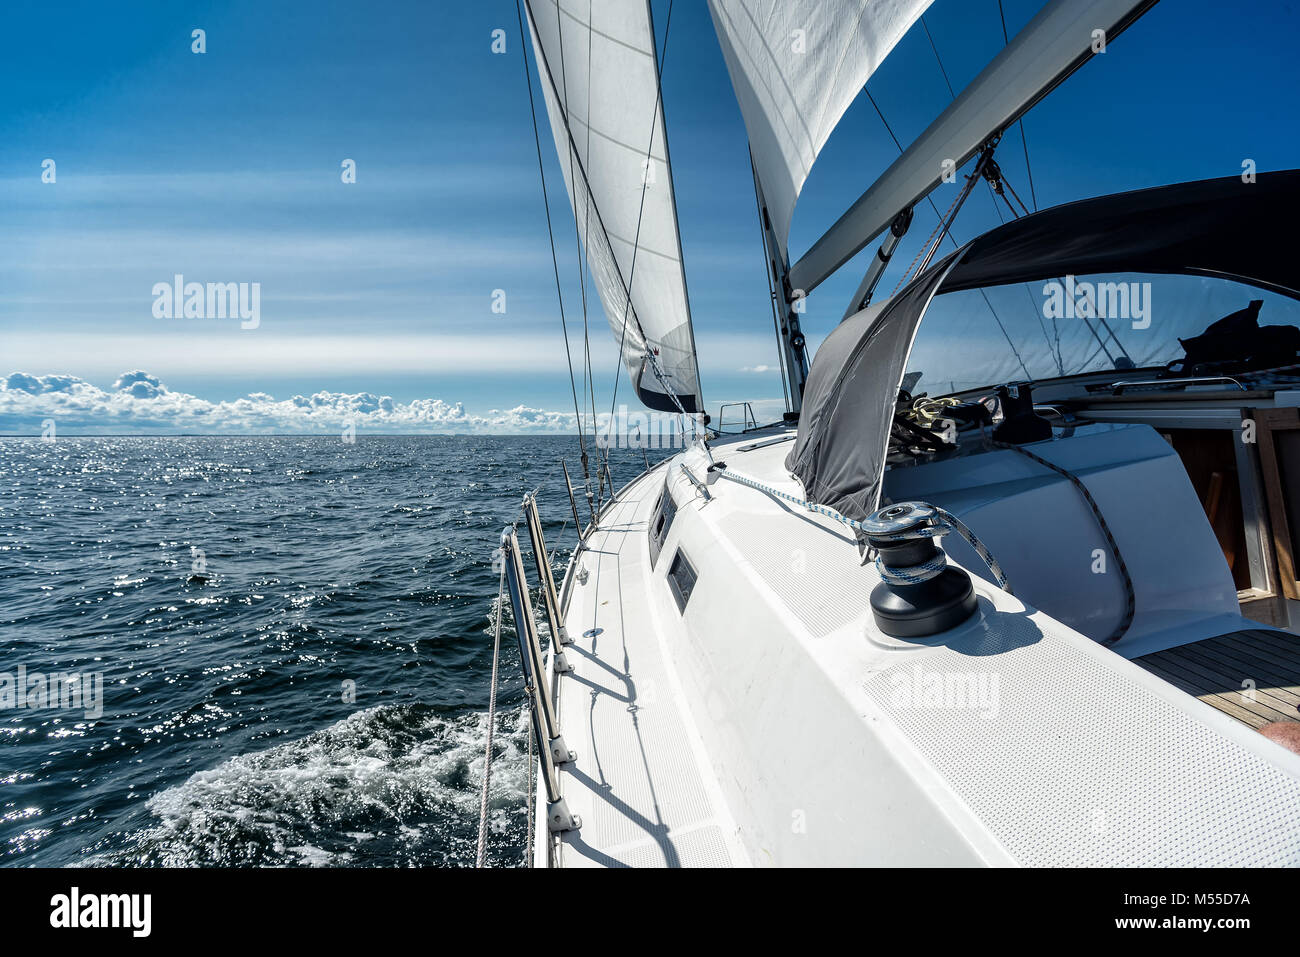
[712,465,1011,592]
[526,706,536,868]
[475,557,507,868]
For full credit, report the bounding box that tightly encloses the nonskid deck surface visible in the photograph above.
[549,471,746,867]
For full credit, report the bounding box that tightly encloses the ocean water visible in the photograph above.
[0,435,658,867]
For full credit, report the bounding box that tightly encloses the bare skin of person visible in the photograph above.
[1259,721,1300,755]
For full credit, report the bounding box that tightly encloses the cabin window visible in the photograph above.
[648,481,677,569]
[666,549,697,613]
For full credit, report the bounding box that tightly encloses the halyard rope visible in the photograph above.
[475,555,507,868]
[711,466,1011,592]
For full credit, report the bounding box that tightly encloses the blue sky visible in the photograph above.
[1,0,1297,432]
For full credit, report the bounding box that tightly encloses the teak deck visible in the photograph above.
[1136,629,1300,729]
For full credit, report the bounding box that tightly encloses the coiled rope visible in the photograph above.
[474,556,507,868]
[711,465,1011,593]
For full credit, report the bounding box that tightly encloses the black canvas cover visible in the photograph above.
[785,171,1300,522]
[942,171,1300,298]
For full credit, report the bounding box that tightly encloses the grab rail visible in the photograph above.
[522,492,572,656]
[1111,375,1246,395]
[718,401,758,432]
[679,463,712,502]
[499,526,580,833]
[559,458,588,541]
[631,424,651,473]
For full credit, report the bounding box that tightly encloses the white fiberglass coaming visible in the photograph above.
[883,421,1245,655]
[539,428,1300,867]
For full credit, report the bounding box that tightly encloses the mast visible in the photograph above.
[752,168,809,412]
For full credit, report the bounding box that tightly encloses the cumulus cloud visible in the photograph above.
[114,370,167,398]
[0,371,577,435]
[740,365,772,374]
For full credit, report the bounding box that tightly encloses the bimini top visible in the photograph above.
[785,170,1300,524]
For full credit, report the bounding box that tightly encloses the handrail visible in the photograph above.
[1111,375,1246,395]
[630,424,651,472]
[679,463,712,502]
[559,458,587,541]
[500,527,580,833]
[718,401,758,432]
[522,493,572,657]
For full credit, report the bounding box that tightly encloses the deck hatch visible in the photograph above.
[666,549,697,612]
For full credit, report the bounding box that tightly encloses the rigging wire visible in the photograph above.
[919,14,1061,378]
[989,0,1130,373]
[553,0,601,496]
[865,88,1031,381]
[920,15,955,98]
[580,1,598,464]
[974,151,1063,372]
[991,0,1080,374]
[604,0,684,439]
[997,0,1038,212]
[515,0,589,456]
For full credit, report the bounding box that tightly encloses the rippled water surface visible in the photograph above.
[0,435,651,866]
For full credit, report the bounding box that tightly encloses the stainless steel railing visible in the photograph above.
[496,520,579,832]
[718,401,758,432]
[559,459,587,542]
[523,491,572,664]
[499,521,580,834]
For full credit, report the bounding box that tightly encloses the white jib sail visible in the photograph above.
[707,0,934,260]
[524,0,703,413]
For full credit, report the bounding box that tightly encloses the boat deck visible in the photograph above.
[544,468,748,867]
[537,432,1300,867]
[1136,629,1300,729]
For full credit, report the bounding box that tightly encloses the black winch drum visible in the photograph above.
[864,503,977,638]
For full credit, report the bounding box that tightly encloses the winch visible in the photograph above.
[863,502,978,638]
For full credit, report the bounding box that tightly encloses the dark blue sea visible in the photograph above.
[0,435,654,867]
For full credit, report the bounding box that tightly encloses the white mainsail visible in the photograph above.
[524,0,702,413]
[707,0,934,260]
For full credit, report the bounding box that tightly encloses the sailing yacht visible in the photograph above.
[500,0,1300,867]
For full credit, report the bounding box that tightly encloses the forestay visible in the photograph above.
[524,0,702,413]
[706,0,934,259]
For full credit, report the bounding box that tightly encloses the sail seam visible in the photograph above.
[538,0,655,59]
[809,0,883,145]
[563,112,668,163]
[522,0,653,351]
[605,230,680,262]
[711,1,817,175]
